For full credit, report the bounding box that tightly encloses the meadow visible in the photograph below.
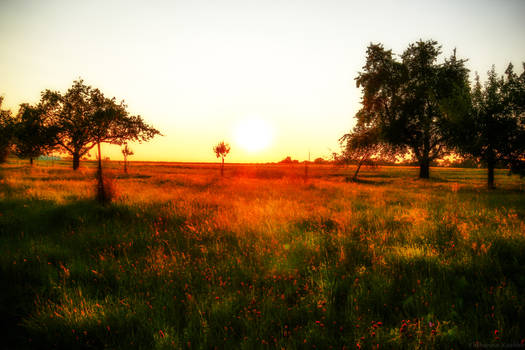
[1,159,524,349]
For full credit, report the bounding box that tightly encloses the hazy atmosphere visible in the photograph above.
[2,1,525,348]
[2,0,524,162]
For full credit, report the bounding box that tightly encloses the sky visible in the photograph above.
[1,0,524,163]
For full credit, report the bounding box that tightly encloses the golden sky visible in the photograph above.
[1,0,525,163]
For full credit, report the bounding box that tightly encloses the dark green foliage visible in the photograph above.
[449,64,525,188]
[12,103,58,164]
[40,79,160,170]
[0,96,15,162]
[355,40,471,178]
[339,123,403,181]
[505,63,525,177]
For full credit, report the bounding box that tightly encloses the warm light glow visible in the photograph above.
[234,118,274,153]
[1,1,524,162]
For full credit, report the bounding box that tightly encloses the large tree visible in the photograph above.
[0,97,15,163]
[12,103,57,165]
[449,64,525,188]
[41,79,160,170]
[504,63,525,178]
[355,40,471,178]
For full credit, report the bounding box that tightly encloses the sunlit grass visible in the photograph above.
[1,159,524,348]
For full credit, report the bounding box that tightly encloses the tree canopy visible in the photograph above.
[339,123,402,181]
[12,103,57,165]
[449,64,525,187]
[0,97,15,162]
[40,79,160,170]
[213,141,230,177]
[355,40,471,178]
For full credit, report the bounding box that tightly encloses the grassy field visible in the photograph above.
[1,159,524,349]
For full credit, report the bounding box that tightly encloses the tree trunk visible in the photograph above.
[487,160,495,189]
[73,152,80,170]
[353,152,370,181]
[97,142,103,174]
[419,158,430,179]
[221,157,224,177]
[96,141,107,204]
[353,160,364,181]
[304,162,308,182]
[30,157,34,166]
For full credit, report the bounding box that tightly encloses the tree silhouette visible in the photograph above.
[121,144,134,173]
[339,123,401,181]
[13,103,57,165]
[40,79,160,170]
[40,81,92,170]
[449,64,525,188]
[0,97,14,163]
[213,141,230,177]
[355,40,470,178]
[504,63,525,178]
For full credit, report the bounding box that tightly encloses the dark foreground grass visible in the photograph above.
[1,161,524,349]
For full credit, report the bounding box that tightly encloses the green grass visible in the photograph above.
[1,160,524,349]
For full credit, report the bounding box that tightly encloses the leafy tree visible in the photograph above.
[0,97,15,163]
[12,103,57,165]
[504,63,525,177]
[87,85,159,204]
[355,40,471,178]
[40,81,91,170]
[41,79,160,170]
[213,141,230,177]
[122,144,134,173]
[87,89,160,173]
[450,64,525,188]
[339,123,402,181]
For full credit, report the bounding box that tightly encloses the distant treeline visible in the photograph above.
[278,155,480,168]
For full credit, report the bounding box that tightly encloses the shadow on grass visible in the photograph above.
[0,198,134,348]
[345,177,393,186]
[0,193,190,349]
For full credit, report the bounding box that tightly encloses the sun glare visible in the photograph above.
[234,118,274,153]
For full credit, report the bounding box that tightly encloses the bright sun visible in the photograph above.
[234,118,274,153]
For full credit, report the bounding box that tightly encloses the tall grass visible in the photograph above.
[1,160,524,349]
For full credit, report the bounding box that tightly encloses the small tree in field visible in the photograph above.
[213,141,230,177]
[339,124,402,181]
[40,79,160,171]
[121,144,134,173]
[13,103,58,166]
[447,64,525,188]
[88,91,160,204]
[0,97,15,163]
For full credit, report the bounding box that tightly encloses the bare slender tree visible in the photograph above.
[121,144,134,173]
